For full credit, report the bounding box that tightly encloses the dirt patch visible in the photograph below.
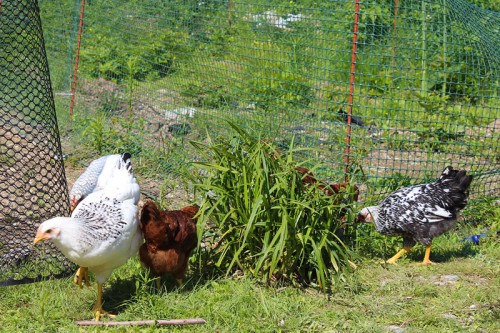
[72,78,499,201]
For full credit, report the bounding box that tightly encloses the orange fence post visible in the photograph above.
[69,0,86,127]
[344,0,361,182]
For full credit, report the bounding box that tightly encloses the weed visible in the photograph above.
[78,111,110,154]
[98,91,123,115]
[187,122,357,291]
[369,172,414,193]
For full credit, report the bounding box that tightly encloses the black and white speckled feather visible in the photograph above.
[358,166,473,248]
[71,198,129,251]
[69,154,120,208]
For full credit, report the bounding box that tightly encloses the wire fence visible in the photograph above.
[60,0,498,200]
[0,0,75,286]
[1,0,498,286]
[29,0,500,201]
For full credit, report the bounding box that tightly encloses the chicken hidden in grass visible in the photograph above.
[357,166,473,265]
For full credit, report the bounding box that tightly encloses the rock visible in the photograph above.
[442,275,459,282]
[384,325,405,333]
[165,107,197,120]
[442,313,458,320]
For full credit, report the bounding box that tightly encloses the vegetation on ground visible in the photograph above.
[0,229,498,332]
[39,0,499,184]
[188,123,359,290]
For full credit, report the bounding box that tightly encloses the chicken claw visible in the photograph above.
[74,267,91,288]
[93,308,116,321]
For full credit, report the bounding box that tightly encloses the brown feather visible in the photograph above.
[139,201,198,281]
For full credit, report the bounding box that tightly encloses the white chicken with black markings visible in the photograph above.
[34,153,142,321]
[357,166,473,265]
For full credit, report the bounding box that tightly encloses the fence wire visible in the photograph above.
[56,0,498,200]
[2,0,496,287]
[2,0,497,286]
[0,0,75,286]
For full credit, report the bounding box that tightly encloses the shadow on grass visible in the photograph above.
[406,242,479,263]
[103,276,139,314]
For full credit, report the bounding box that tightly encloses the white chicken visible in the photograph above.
[34,153,142,320]
[69,154,123,211]
[68,154,141,288]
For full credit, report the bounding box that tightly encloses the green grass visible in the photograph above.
[0,233,498,332]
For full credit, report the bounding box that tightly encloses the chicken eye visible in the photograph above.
[46,228,53,233]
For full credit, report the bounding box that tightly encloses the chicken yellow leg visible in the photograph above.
[419,245,434,265]
[93,283,115,321]
[386,247,412,264]
[74,267,91,288]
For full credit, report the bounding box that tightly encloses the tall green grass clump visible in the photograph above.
[189,123,357,291]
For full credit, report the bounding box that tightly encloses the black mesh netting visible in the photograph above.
[0,0,75,286]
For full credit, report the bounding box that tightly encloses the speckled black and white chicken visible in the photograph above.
[357,166,473,265]
[34,153,142,320]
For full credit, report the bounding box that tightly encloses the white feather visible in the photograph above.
[37,153,142,284]
[69,154,121,205]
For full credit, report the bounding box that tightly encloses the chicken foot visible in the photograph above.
[418,245,434,265]
[74,267,91,288]
[93,283,115,321]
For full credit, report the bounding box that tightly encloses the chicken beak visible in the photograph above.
[33,236,44,245]
[33,231,47,245]
[356,211,371,223]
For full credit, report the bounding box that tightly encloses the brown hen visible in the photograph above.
[295,167,359,201]
[139,200,198,289]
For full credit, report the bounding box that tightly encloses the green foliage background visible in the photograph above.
[37,0,499,199]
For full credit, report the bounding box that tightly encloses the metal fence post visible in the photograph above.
[344,0,361,182]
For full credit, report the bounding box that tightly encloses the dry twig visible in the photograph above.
[76,318,206,326]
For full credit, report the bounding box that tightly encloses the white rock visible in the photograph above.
[165,107,197,120]
[442,313,458,319]
[384,325,405,333]
[442,275,459,282]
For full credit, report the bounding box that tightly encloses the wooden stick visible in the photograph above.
[76,318,206,326]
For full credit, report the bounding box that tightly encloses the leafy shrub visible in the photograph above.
[80,29,191,82]
[73,111,145,155]
[189,122,357,291]
[181,82,235,109]
[357,1,392,46]
[248,69,313,109]
[369,172,414,193]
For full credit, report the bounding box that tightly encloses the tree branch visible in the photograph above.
[76,318,206,326]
